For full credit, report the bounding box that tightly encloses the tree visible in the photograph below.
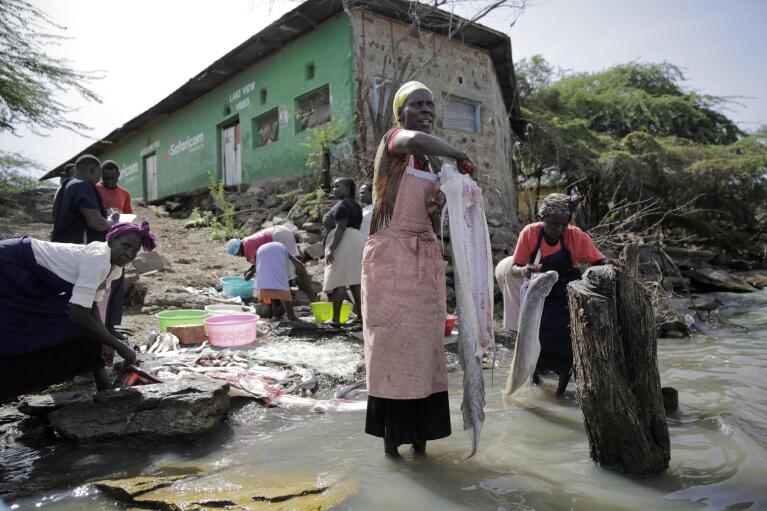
[516,57,767,263]
[0,0,101,136]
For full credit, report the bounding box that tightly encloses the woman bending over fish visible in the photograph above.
[363,80,476,457]
[0,222,155,402]
[508,194,619,396]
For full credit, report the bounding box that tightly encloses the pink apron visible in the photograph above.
[362,163,448,400]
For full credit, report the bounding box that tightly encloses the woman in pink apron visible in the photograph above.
[363,81,476,457]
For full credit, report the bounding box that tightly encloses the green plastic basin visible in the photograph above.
[155,309,209,333]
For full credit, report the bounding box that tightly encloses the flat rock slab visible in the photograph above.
[17,390,90,416]
[684,267,755,293]
[48,380,230,441]
[94,469,356,511]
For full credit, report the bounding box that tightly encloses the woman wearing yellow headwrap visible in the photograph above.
[362,80,477,457]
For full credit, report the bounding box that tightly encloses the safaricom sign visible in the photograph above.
[169,133,204,157]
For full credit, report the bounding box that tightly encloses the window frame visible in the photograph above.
[295,84,331,133]
[441,94,482,134]
[252,108,280,149]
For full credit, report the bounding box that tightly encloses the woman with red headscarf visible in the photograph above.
[0,222,156,401]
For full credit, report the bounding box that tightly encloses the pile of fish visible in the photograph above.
[441,163,495,457]
[132,345,366,413]
[144,332,180,354]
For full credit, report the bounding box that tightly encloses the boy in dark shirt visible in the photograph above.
[52,155,116,244]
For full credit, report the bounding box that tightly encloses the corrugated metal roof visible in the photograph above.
[42,0,516,180]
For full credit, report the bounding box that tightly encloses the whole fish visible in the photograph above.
[334,381,367,400]
[504,270,558,400]
[441,163,494,457]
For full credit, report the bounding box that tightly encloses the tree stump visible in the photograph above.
[567,249,670,475]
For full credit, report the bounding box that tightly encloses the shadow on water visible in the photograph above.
[0,419,237,501]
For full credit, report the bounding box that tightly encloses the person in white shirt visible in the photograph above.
[359,182,373,237]
[0,221,157,401]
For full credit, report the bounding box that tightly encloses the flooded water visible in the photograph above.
[3,290,766,510]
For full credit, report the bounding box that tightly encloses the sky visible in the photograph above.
[2,0,766,175]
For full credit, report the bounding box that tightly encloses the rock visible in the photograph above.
[164,201,182,212]
[48,379,230,441]
[295,230,321,244]
[167,324,207,345]
[657,320,689,338]
[661,276,690,291]
[17,391,89,416]
[142,287,225,311]
[0,405,26,427]
[94,469,356,511]
[683,267,755,293]
[661,387,678,415]
[302,242,325,261]
[302,222,322,233]
[1,405,46,445]
[744,273,767,290]
[490,229,516,251]
[663,246,715,268]
[129,251,172,274]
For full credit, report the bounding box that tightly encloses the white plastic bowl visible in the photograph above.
[204,304,256,316]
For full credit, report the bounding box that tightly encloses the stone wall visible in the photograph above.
[349,10,519,235]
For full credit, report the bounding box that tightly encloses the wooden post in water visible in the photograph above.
[567,244,670,475]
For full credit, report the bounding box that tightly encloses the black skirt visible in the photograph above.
[0,338,103,402]
[365,391,451,446]
[536,295,573,374]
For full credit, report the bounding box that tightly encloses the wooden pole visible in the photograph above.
[567,245,670,475]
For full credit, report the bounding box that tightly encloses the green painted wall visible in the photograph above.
[101,14,356,199]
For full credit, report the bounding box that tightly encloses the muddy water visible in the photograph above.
[5,290,766,510]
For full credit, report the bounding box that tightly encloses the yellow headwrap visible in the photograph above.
[392,80,433,127]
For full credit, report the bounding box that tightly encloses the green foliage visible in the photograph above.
[516,56,767,260]
[301,121,345,173]
[204,171,243,241]
[0,0,101,135]
[0,150,44,193]
[287,188,328,222]
[522,60,741,145]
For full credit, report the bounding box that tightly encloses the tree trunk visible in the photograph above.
[567,246,670,475]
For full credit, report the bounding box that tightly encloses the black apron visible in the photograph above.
[530,229,581,374]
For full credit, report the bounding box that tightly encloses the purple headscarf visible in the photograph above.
[106,221,157,252]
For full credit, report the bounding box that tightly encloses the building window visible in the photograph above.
[372,75,392,116]
[260,87,267,105]
[295,84,331,132]
[305,62,316,80]
[253,108,279,148]
[442,95,481,134]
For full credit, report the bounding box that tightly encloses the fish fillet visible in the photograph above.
[440,163,494,457]
[504,270,558,400]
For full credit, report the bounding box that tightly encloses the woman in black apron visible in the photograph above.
[511,193,619,396]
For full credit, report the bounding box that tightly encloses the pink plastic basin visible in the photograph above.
[204,313,259,347]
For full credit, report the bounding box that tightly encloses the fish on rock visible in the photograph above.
[504,270,558,401]
[440,163,494,457]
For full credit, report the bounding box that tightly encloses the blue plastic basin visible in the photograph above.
[220,276,254,299]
